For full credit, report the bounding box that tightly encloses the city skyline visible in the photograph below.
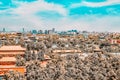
[0,0,120,32]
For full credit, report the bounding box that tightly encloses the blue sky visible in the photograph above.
[0,0,120,32]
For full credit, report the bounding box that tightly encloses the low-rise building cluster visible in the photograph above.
[0,30,120,79]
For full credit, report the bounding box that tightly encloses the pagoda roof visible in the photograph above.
[0,57,16,62]
[0,52,24,55]
[0,45,26,51]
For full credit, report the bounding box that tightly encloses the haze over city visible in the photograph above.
[0,0,120,32]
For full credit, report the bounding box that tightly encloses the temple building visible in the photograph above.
[0,45,26,76]
[0,45,26,57]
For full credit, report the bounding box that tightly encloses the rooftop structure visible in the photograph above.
[0,67,25,76]
[0,45,26,75]
[0,57,16,62]
[0,45,26,57]
[40,55,51,67]
[52,49,81,53]
[0,45,26,52]
[93,45,103,53]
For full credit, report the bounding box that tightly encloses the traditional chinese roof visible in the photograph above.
[0,57,16,62]
[44,55,51,60]
[93,45,102,51]
[0,52,24,55]
[0,45,26,52]
[0,66,26,75]
[53,49,81,53]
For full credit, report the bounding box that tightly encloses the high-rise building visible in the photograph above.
[48,30,53,34]
[22,28,25,33]
[32,30,37,34]
[44,30,48,34]
[3,28,5,32]
[38,30,43,34]
[52,28,55,33]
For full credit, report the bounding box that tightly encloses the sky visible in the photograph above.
[0,0,120,32]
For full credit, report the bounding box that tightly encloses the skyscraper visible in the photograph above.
[52,28,55,33]
[3,28,5,32]
[22,28,25,33]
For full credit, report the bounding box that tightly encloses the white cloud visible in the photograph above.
[12,0,68,28]
[0,15,43,31]
[0,14,120,32]
[0,0,120,32]
[71,0,120,8]
[37,15,120,32]
[0,0,68,30]
[11,0,67,16]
